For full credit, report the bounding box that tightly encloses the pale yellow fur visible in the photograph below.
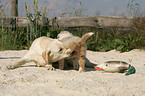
[7,36,71,70]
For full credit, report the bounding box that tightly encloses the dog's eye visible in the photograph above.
[71,51,75,56]
[59,48,63,52]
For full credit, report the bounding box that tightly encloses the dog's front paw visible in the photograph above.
[6,65,15,70]
[45,65,56,71]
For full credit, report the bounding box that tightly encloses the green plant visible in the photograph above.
[0,28,27,50]
[127,0,140,17]
[0,0,9,16]
[25,0,46,42]
[66,26,145,52]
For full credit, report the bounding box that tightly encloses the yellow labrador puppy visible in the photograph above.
[7,36,71,70]
[57,31,94,72]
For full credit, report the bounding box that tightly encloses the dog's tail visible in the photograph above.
[79,32,94,44]
[70,32,94,53]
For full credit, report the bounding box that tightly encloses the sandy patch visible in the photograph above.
[0,49,145,96]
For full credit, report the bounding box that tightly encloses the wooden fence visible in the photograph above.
[0,16,133,29]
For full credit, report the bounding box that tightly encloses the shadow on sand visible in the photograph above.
[17,58,97,72]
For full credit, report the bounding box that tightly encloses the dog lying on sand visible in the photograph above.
[57,31,94,72]
[7,36,72,70]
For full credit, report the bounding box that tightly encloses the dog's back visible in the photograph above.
[60,36,81,50]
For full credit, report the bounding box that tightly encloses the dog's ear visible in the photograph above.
[42,50,51,64]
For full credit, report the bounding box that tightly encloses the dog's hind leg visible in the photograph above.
[72,58,79,70]
[58,59,65,70]
[78,56,85,72]
[78,45,86,72]
[6,56,31,69]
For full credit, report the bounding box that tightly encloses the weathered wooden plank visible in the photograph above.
[48,16,133,28]
[0,16,133,28]
[96,16,133,28]
[17,17,29,27]
[0,17,16,27]
[48,17,100,28]
[0,17,29,27]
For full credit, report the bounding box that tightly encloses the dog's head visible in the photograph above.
[57,31,73,40]
[42,40,72,63]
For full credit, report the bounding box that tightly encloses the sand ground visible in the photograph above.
[0,49,145,96]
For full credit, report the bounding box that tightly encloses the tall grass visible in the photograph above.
[65,24,145,52]
[0,27,27,50]
[25,0,46,43]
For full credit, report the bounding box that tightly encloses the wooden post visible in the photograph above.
[11,0,18,42]
[11,0,18,17]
